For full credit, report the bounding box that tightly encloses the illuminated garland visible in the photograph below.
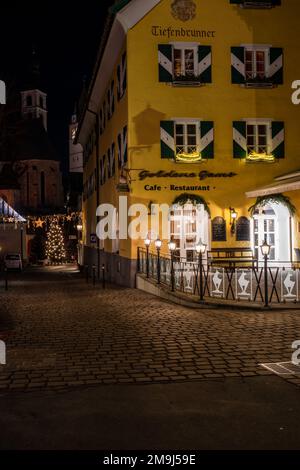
[246,151,275,163]
[176,151,202,163]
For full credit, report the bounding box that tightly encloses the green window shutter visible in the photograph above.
[269,48,283,85]
[271,121,284,158]
[233,121,247,158]
[231,47,245,84]
[200,121,214,159]
[160,121,175,159]
[158,45,173,83]
[198,46,212,84]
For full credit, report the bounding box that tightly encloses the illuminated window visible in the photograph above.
[245,49,266,80]
[246,123,269,154]
[71,127,77,141]
[175,122,199,155]
[174,47,197,78]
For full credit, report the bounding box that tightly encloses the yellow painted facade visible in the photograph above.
[79,0,300,285]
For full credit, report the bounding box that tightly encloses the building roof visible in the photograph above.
[0,197,26,221]
[0,118,59,162]
[77,0,161,144]
[246,171,300,198]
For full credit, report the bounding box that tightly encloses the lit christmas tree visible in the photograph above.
[46,219,66,263]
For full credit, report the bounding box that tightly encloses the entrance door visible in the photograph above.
[252,203,291,263]
[170,204,209,261]
[253,206,276,261]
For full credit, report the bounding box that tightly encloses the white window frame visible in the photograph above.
[245,120,272,155]
[172,43,198,78]
[174,120,200,155]
[242,44,271,80]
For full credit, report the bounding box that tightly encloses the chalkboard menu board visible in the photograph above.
[212,217,226,242]
[236,217,250,241]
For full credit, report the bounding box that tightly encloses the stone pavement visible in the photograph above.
[0,265,300,393]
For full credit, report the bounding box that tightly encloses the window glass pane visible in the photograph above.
[269,234,275,245]
[269,219,275,232]
[187,124,196,135]
[247,136,254,146]
[174,49,182,77]
[176,124,184,134]
[256,51,264,61]
[247,125,255,134]
[187,135,197,146]
[258,136,267,145]
[176,136,184,146]
[258,125,267,135]
[184,49,194,76]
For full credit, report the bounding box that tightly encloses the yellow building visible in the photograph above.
[77,0,300,287]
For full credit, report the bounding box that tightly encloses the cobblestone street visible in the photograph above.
[1,265,300,393]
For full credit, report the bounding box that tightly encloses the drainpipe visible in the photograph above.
[87,108,100,280]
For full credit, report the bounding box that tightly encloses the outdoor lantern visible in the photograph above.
[77,224,83,231]
[230,207,237,234]
[195,240,206,255]
[155,238,162,251]
[168,240,176,252]
[260,240,271,257]
[231,209,237,220]
[144,237,151,248]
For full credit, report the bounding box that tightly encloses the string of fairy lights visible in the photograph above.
[0,212,82,232]
[45,219,67,262]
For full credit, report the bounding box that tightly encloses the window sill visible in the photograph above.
[241,2,275,9]
[172,81,204,87]
[245,158,277,164]
[174,158,207,164]
[243,82,276,89]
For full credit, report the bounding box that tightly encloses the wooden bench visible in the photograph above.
[207,247,257,269]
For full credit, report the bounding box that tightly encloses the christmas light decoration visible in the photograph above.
[45,218,66,263]
[175,150,202,163]
[246,151,275,163]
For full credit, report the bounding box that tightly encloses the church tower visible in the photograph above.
[69,112,83,173]
[20,50,48,130]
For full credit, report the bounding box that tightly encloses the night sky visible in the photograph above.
[0,1,113,172]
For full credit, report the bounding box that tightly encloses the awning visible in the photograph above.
[246,171,300,198]
[0,197,26,222]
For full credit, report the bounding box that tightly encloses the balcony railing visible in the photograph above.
[137,247,300,305]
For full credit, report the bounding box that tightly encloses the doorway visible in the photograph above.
[170,203,209,261]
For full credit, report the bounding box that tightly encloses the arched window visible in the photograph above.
[40,171,45,206]
[236,217,250,242]
[212,217,226,242]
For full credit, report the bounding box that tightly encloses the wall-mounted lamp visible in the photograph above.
[229,207,237,234]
